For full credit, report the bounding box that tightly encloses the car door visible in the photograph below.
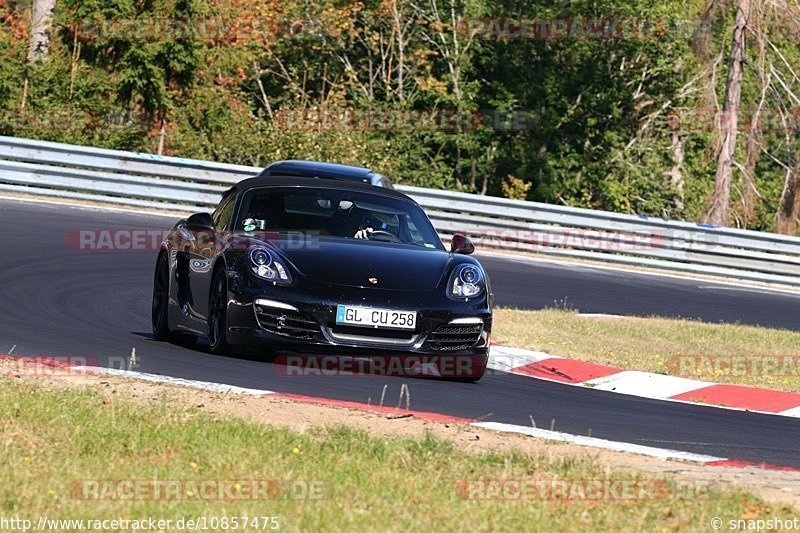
[189,193,236,321]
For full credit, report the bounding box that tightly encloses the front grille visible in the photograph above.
[426,324,483,351]
[255,306,318,339]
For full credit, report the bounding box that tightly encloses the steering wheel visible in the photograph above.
[368,230,401,243]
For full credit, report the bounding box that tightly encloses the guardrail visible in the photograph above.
[2,134,800,287]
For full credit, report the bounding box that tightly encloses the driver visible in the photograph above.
[354,211,400,239]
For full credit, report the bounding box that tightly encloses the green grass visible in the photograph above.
[493,308,800,392]
[0,379,796,531]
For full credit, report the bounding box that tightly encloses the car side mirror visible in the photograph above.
[450,234,475,255]
[187,212,214,229]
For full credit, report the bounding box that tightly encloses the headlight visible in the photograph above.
[447,264,485,299]
[247,246,292,284]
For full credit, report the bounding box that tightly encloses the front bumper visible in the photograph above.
[224,274,492,357]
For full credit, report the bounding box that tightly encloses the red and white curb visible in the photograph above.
[2,355,799,471]
[487,345,800,419]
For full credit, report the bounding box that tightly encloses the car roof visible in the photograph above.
[262,160,374,179]
[259,160,392,187]
[232,174,415,203]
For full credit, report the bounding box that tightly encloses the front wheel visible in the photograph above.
[152,253,172,341]
[208,267,231,355]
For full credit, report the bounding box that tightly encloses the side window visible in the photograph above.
[212,193,236,230]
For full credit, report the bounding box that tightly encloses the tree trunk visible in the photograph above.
[157,120,166,156]
[669,132,685,212]
[705,0,750,226]
[28,0,56,62]
[740,21,766,229]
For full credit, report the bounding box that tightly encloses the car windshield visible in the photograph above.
[236,187,444,249]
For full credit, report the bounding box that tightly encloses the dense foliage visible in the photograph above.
[1,0,798,232]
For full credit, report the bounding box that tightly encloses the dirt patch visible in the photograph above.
[5,359,800,509]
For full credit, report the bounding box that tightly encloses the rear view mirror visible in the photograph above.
[187,212,214,229]
[450,234,475,255]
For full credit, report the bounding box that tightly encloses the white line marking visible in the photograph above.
[74,366,275,396]
[697,285,800,297]
[577,313,632,319]
[584,371,714,400]
[472,421,725,463]
[779,406,800,418]
[487,345,555,373]
[0,194,186,218]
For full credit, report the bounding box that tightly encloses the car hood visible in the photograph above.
[279,239,450,290]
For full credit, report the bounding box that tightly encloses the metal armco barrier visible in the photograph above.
[2,134,800,287]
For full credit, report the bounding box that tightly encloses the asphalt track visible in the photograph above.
[2,198,800,466]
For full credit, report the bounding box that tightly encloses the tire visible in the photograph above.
[449,354,487,382]
[208,266,231,355]
[152,253,172,341]
[452,376,482,383]
[172,331,198,346]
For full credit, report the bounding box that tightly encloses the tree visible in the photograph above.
[705,0,750,226]
[28,0,56,62]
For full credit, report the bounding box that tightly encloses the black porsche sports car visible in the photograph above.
[151,163,493,380]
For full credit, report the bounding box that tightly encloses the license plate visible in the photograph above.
[335,305,417,330]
